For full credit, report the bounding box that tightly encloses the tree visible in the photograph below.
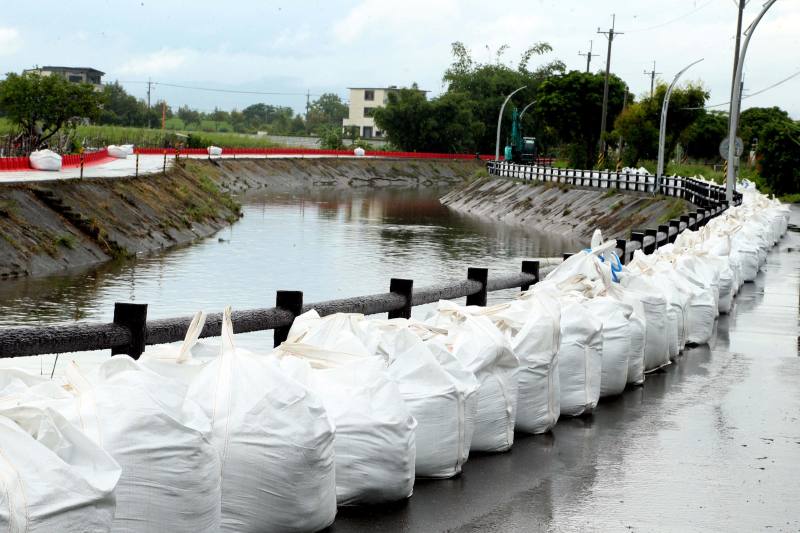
[535,70,629,168]
[0,72,104,149]
[441,41,564,153]
[100,82,148,126]
[373,89,434,151]
[305,93,348,134]
[739,106,792,151]
[612,82,707,166]
[682,110,728,161]
[757,120,800,195]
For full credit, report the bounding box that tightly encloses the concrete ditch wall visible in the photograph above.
[440,176,692,242]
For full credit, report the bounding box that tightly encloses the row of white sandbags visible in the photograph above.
[0,309,336,533]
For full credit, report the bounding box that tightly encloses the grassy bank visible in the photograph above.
[0,119,282,151]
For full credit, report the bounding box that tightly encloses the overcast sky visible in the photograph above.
[1,0,798,117]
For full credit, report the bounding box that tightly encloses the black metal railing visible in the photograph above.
[0,161,741,362]
[486,161,741,209]
[0,266,542,360]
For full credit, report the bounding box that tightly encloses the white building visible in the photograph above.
[342,86,426,139]
[23,66,104,88]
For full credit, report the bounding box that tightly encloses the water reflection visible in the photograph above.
[0,188,581,328]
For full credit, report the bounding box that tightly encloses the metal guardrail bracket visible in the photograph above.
[274,290,303,347]
[111,302,148,359]
[466,268,489,307]
[388,278,414,319]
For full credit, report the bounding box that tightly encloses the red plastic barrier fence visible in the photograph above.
[0,147,545,173]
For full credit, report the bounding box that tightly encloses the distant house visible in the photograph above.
[23,66,105,88]
[342,86,426,139]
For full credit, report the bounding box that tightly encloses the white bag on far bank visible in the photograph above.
[0,405,121,533]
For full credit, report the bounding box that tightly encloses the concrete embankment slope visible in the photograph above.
[441,176,691,242]
[0,158,482,279]
[0,161,241,279]
[206,157,484,193]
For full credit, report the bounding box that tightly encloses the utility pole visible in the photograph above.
[146,78,152,129]
[729,0,745,131]
[305,90,311,118]
[578,40,598,73]
[598,14,623,159]
[644,61,661,98]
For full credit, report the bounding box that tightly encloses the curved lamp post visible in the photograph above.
[494,86,527,161]
[656,58,704,193]
[726,0,777,203]
[519,99,537,121]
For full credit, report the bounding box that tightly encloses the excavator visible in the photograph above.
[503,107,538,164]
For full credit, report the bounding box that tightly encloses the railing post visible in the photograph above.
[669,219,680,242]
[680,215,690,233]
[388,278,413,319]
[658,224,670,247]
[697,208,707,227]
[466,267,488,307]
[630,231,645,260]
[689,212,698,230]
[616,238,627,265]
[645,228,658,254]
[111,302,148,359]
[274,290,303,347]
[521,260,540,291]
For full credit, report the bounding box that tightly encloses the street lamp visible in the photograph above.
[495,86,527,161]
[656,58,704,193]
[726,0,777,203]
[519,100,537,121]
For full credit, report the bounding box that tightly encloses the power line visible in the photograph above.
[118,79,323,98]
[684,69,800,109]
[624,0,716,33]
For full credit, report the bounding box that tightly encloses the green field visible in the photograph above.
[0,119,282,150]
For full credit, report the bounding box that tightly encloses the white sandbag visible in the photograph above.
[64,357,222,533]
[620,272,670,372]
[366,319,479,478]
[425,300,519,452]
[556,295,603,415]
[354,147,366,157]
[288,310,478,478]
[0,405,121,533]
[207,145,223,156]
[625,298,647,385]
[145,310,338,532]
[119,144,134,156]
[107,145,129,158]
[29,149,62,171]
[475,289,561,434]
[275,337,416,506]
[585,296,633,397]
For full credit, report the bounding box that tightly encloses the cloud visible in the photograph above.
[332,0,458,44]
[119,48,190,75]
[0,27,22,56]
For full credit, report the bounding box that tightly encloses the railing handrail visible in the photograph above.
[0,269,538,359]
[485,160,741,207]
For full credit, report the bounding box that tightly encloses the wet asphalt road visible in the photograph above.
[331,206,800,533]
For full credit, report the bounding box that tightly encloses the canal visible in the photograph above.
[0,187,580,371]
